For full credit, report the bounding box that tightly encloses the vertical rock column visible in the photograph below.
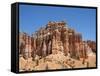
[31,37,36,60]
[61,27,69,56]
[52,34,58,54]
[74,33,82,59]
[23,35,32,59]
[28,37,32,58]
[79,42,85,58]
[19,32,27,57]
[83,41,88,59]
[35,32,41,56]
[42,39,47,57]
[68,29,75,58]
[47,40,52,55]
[23,35,29,59]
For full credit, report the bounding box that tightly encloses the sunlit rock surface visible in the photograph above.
[19,21,96,71]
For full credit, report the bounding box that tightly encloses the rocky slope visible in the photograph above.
[19,21,96,71]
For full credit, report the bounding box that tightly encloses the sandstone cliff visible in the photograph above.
[19,21,96,71]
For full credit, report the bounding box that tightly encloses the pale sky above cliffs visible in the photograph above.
[19,4,96,41]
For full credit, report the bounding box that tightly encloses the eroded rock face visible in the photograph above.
[61,27,69,56]
[19,21,96,61]
[19,21,96,71]
[87,40,96,53]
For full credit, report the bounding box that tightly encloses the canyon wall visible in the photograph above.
[19,21,96,60]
